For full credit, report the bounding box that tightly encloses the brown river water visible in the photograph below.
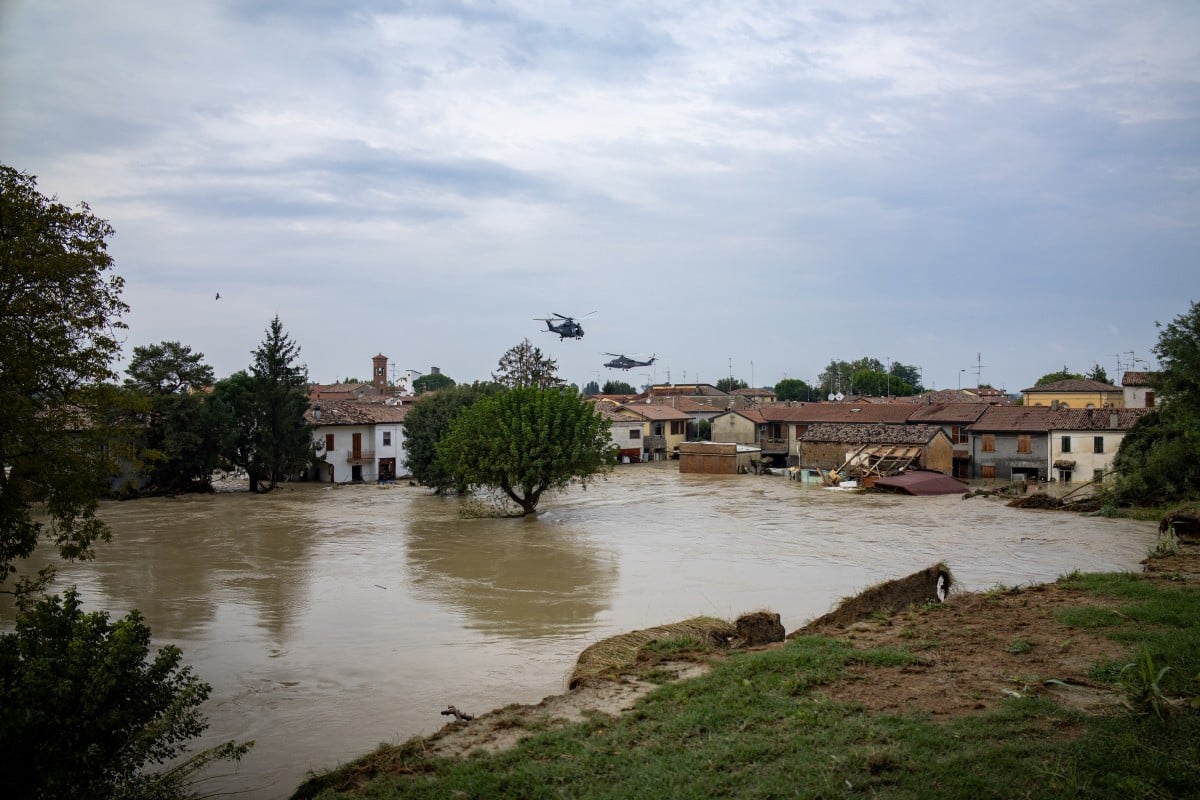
[1,464,1158,798]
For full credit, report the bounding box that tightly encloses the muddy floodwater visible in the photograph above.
[2,465,1158,798]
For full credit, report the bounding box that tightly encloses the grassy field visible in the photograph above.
[294,542,1200,800]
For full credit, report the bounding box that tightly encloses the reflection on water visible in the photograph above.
[405,515,617,638]
[0,466,1158,798]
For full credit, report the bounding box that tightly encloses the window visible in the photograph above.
[982,465,996,479]
[1093,469,1105,481]
[1059,469,1073,483]
[981,434,996,453]
[952,425,968,444]
[325,433,335,452]
[383,432,392,446]
[629,429,641,440]
[671,421,685,436]
[1061,436,1071,453]
[653,423,664,436]
[1093,436,1104,454]
[1017,434,1031,454]
[1146,391,1155,408]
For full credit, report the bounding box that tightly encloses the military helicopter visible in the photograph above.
[603,353,657,371]
[535,311,596,340]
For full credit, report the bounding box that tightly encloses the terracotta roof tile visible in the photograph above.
[905,403,991,424]
[971,405,1056,432]
[1046,407,1152,431]
[1021,379,1123,393]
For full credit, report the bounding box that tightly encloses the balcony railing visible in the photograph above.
[758,436,789,452]
[345,449,375,465]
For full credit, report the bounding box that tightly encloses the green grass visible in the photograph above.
[295,574,1200,800]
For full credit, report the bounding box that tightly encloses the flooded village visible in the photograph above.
[307,353,1157,493]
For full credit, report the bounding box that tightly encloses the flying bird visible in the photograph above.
[215,292,221,300]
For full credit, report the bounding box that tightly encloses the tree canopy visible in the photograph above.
[0,164,129,594]
[716,377,748,393]
[0,589,250,799]
[0,163,247,797]
[1112,301,1200,505]
[774,378,814,402]
[413,372,456,394]
[403,382,500,492]
[124,342,221,492]
[437,386,615,514]
[1034,367,1084,386]
[492,339,564,389]
[211,318,313,492]
[602,379,637,394]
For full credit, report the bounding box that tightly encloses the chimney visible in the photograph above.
[1109,412,1119,429]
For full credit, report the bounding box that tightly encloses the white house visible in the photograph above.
[1045,407,1150,484]
[1121,371,1158,410]
[307,400,411,483]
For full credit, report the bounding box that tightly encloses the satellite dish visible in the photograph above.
[834,392,845,401]
[827,393,835,401]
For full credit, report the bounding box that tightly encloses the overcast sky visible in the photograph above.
[2,1,1196,393]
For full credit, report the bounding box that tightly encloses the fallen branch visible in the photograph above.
[440,705,474,722]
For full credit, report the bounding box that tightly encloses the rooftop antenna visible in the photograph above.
[973,352,987,387]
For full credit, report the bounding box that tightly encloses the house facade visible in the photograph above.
[616,403,691,461]
[307,400,410,483]
[592,403,646,462]
[1021,379,1125,409]
[1121,371,1158,409]
[969,406,1054,481]
[1046,408,1151,483]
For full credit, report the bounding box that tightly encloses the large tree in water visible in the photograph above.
[437,386,615,515]
[215,317,313,492]
[250,316,313,491]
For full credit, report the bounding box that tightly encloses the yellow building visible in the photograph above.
[1021,378,1124,409]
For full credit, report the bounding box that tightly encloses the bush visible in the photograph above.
[0,588,249,799]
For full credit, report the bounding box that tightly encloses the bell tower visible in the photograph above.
[372,354,388,392]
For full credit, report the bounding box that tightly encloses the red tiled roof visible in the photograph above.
[1046,408,1151,431]
[617,403,692,421]
[1121,371,1158,387]
[971,405,1056,432]
[905,403,991,424]
[757,403,916,424]
[307,400,410,425]
[1021,379,1123,393]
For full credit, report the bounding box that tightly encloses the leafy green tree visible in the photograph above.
[716,377,748,393]
[492,339,564,389]
[0,588,250,799]
[1086,364,1112,384]
[889,362,924,392]
[1034,367,1083,386]
[602,379,637,394]
[697,419,712,440]
[438,387,615,515]
[1112,301,1200,504]
[211,370,264,491]
[249,316,313,491]
[0,164,129,595]
[818,357,884,396]
[124,342,221,492]
[0,164,247,797]
[403,383,500,492]
[849,369,916,397]
[582,380,600,396]
[774,378,813,402]
[413,372,456,394]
